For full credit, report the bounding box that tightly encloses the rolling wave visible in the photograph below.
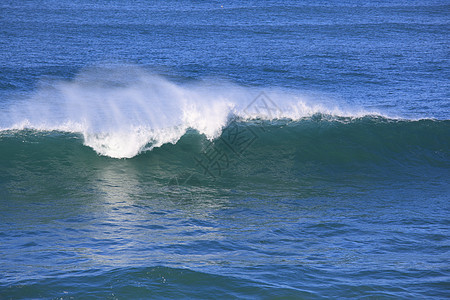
[0,65,447,169]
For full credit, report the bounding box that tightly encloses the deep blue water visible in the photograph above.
[0,0,449,299]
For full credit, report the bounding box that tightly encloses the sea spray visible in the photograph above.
[0,65,383,158]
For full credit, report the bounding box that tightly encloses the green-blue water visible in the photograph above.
[1,0,449,298]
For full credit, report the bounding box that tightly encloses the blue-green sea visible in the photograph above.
[0,0,449,298]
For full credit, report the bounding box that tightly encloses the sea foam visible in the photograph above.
[0,65,381,158]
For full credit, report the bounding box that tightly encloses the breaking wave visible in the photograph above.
[0,65,391,158]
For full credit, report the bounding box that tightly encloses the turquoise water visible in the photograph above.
[1,0,449,298]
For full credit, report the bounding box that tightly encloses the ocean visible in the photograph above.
[0,0,449,298]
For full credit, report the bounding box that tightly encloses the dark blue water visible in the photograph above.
[0,1,449,298]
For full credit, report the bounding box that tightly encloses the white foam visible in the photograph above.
[0,65,383,158]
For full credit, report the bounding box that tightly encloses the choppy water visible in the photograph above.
[0,0,449,298]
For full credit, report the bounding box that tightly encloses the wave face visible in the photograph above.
[0,65,386,158]
[1,118,448,179]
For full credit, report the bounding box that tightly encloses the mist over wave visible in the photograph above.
[1,65,384,158]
